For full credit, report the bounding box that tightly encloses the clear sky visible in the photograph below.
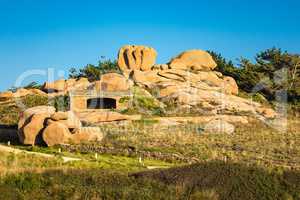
[0,0,300,91]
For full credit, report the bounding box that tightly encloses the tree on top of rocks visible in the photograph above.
[69,59,121,81]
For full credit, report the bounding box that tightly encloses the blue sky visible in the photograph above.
[0,0,299,91]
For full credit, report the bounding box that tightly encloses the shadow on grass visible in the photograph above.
[0,161,299,200]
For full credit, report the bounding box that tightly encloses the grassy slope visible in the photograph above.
[0,95,299,199]
[0,161,299,200]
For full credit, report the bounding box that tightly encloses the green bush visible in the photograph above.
[69,59,121,81]
[48,95,70,111]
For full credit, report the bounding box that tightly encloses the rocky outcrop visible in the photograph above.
[42,122,72,146]
[42,78,90,94]
[168,50,217,71]
[17,107,108,146]
[118,45,157,76]
[0,88,47,101]
[125,46,276,120]
[71,127,104,144]
[204,119,235,134]
[133,69,239,95]
[18,106,56,145]
[77,111,132,124]
[0,91,14,100]
[93,73,131,92]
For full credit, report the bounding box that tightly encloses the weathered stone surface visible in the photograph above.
[132,69,239,95]
[204,119,235,134]
[42,122,71,146]
[51,111,69,121]
[43,79,66,92]
[50,111,82,129]
[153,115,249,125]
[18,106,56,145]
[257,107,277,119]
[71,127,104,144]
[169,50,217,71]
[78,111,131,124]
[43,78,90,94]
[0,91,13,100]
[18,113,49,145]
[29,89,47,96]
[152,64,169,71]
[223,76,239,95]
[94,73,130,91]
[73,78,90,90]
[118,45,157,76]
[60,113,82,129]
[14,89,31,98]
[21,106,56,122]
[132,70,169,88]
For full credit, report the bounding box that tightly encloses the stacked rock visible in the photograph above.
[18,106,103,146]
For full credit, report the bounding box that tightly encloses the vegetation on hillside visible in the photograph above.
[69,59,121,81]
[0,49,299,200]
[210,48,300,104]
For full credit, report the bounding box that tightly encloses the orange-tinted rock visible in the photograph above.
[42,122,72,146]
[169,50,217,71]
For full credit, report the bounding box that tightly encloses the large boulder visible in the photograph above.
[50,111,69,121]
[118,45,157,76]
[78,111,131,124]
[18,106,56,145]
[50,111,82,130]
[204,119,235,134]
[93,73,131,92]
[42,78,90,94]
[42,122,72,146]
[70,127,104,144]
[169,50,217,71]
[18,113,49,145]
[28,89,47,96]
[0,91,13,101]
[13,89,31,98]
[43,79,66,92]
[132,69,238,95]
[20,106,56,122]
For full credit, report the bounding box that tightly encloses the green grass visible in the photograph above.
[0,93,299,199]
[0,161,299,200]
[0,146,175,176]
[86,118,300,170]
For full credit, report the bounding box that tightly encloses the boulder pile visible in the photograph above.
[10,44,278,146]
[42,77,90,96]
[0,88,47,101]
[117,45,276,120]
[18,106,104,146]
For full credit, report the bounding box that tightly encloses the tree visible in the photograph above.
[210,48,300,102]
[69,59,121,81]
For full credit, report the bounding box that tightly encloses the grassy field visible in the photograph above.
[0,96,299,199]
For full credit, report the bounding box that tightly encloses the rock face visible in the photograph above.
[125,45,277,119]
[0,89,47,101]
[71,127,104,144]
[42,78,90,94]
[17,107,107,146]
[42,122,72,146]
[118,45,157,76]
[78,111,131,124]
[94,73,131,91]
[18,106,56,145]
[14,45,278,147]
[133,69,239,95]
[0,91,14,100]
[169,50,217,71]
[204,119,235,134]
